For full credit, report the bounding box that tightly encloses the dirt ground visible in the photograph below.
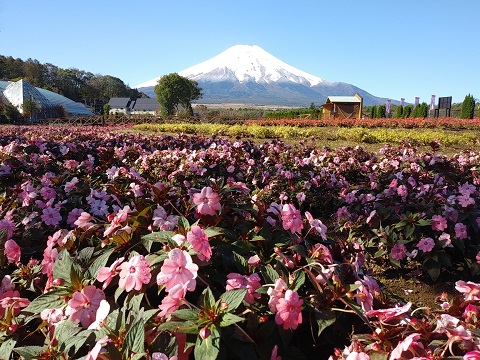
[371,265,459,310]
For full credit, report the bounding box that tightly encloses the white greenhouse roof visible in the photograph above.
[0,80,92,115]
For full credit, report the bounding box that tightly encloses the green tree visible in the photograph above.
[3,103,21,123]
[22,98,38,119]
[376,104,386,118]
[460,94,475,119]
[154,73,202,116]
[369,106,377,118]
[103,103,111,116]
[403,105,412,118]
[393,105,403,118]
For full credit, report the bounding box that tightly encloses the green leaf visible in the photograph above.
[53,249,74,285]
[291,269,305,292]
[204,227,224,238]
[172,309,200,321]
[0,338,16,360]
[24,289,68,313]
[77,247,95,266]
[220,289,247,312]
[203,287,216,309]
[194,325,220,360]
[178,216,190,233]
[260,264,279,284]
[233,252,248,273]
[315,309,336,337]
[141,231,175,252]
[124,310,145,354]
[53,319,82,347]
[219,312,245,327]
[85,247,115,280]
[14,346,46,359]
[424,258,441,281]
[368,351,389,360]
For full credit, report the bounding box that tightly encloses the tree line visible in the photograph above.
[0,55,140,113]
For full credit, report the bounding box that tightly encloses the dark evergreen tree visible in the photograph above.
[369,106,377,118]
[460,94,475,119]
[376,104,386,118]
[403,105,412,118]
[393,105,403,118]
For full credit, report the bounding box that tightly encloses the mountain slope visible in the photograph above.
[136,45,390,106]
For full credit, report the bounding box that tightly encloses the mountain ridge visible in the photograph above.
[136,45,392,106]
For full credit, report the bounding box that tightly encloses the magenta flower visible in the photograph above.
[455,280,480,301]
[455,222,468,239]
[416,237,435,253]
[226,273,261,304]
[281,203,303,233]
[65,285,106,328]
[305,211,327,240]
[41,207,62,226]
[0,291,30,317]
[118,255,151,292]
[431,215,447,231]
[96,257,125,290]
[275,289,303,330]
[186,225,211,261]
[67,208,84,228]
[4,239,21,263]
[391,243,407,260]
[192,186,222,216]
[476,251,480,265]
[157,249,198,293]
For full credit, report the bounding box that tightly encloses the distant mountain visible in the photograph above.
[136,45,392,107]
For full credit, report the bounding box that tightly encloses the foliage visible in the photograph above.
[22,99,38,118]
[403,104,412,118]
[411,102,429,118]
[369,105,376,119]
[393,105,403,118]
[375,105,386,119]
[154,73,202,116]
[2,103,21,122]
[1,126,480,359]
[461,94,476,119]
[103,103,111,116]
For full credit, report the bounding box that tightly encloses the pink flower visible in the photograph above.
[86,336,110,360]
[67,208,84,227]
[41,207,62,226]
[152,353,178,360]
[305,211,327,240]
[226,273,261,304]
[158,283,187,318]
[268,278,288,312]
[389,333,426,360]
[88,299,110,330]
[270,345,281,360]
[96,257,125,289]
[464,351,480,360]
[275,289,303,330]
[431,215,447,231]
[416,237,435,253]
[4,239,21,263]
[118,255,151,292]
[192,186,222,216]
[0,290,30,317]
[365,302,412,323]
[74,211,93,228]
[65,285,105,328]
[157,249,198,293]
[186,225,211,261]
[346,352,371,360]
[455,223,468,239]
[152,206,179,231]
[41,245,58,278]
[476,251,480,265]
[457,194,475,207]
[391,243,407,260]
[455,280,480,301]
[281,203,303,233]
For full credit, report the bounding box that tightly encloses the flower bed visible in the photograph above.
[1,125,480,359]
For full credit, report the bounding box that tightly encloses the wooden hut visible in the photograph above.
[322,93,363,119]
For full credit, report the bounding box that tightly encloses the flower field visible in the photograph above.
[1,125,480,360]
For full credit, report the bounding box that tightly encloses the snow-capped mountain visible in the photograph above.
[136,45,390,106]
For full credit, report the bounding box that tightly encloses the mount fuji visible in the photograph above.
[135,45,389,107]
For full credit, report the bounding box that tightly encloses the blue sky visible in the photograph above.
[1,0,478,104]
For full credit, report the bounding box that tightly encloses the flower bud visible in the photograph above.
[199,326,211,339]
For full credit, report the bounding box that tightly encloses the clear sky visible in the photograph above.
[1,0,478,104]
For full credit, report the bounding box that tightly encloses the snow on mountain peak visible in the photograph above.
[135,45,326,88]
